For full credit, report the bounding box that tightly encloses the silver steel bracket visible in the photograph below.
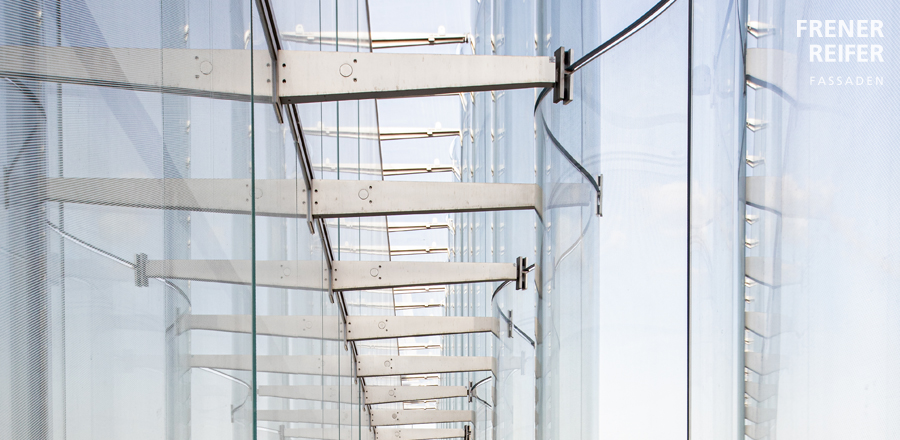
[597,175,603,217]
[515,257,528,290]
[553,46,573,104]
[346,316,500,341]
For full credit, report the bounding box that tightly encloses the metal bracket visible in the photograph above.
[507,310,513,338]
[346,316,500,341]
[467,381,473,403]
[134,253,149,286]
[597,175,603,217]
[553,46,573,104]
[515,257,528,290]
[464,425,473,440]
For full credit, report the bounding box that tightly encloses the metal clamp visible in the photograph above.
[515,257,528,290]
[553,46,573,104]
[135,253,149,287]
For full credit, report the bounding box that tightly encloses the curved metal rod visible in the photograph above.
[47,220,192,306]
[539,114,601,195]
[490,263,535,302]
[197,367,252,422]
[497,306,536,347]
[469,375,494,408]
[533,0,679,110]
[568,0,678,72]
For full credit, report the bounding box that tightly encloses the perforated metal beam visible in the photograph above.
[369,410,475,426]
[190,355,351,376]
[135,258,522,292]
[281,426,375,440]
[310,179,543,219]
[332,261,517,291]
[364,386,468,405]
[1,46,560,104]
[258,385,358,403]
[282,428,373,440]
[356,355,496,378]
[45,178,544,218]
[278,50,555,103]
[0,45,272,102]
[347,316,499,341]
[258,409,352,425]
[178,315,342,340]
[374,428,466,440]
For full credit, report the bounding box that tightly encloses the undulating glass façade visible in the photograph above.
[2,1,899,440]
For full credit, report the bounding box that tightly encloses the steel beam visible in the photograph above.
[136,258,521,292]
[2,46,560,104]
[355,355,496,378]
[282,428,373,440]
[258,385,358,403]
[178,315,342,340]
[374,428,466,440]
[190,355,351,376]
[346,316,499,341]
[369,410,475,426]
[0,45,271,102]
[278,50,555,103]
[46,178,543,218]
[258,409,352,425]
[332,261,517,291]
[311,179,543,219]
[364,386,468,405]
[138,259,327,290]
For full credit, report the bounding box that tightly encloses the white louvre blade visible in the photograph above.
[46,178,543,218]
[190,355,351,376]
[0,46,271,101]
[346,316,499,341]
[373,428,466,440]
[332,261,516,291]
[257,409,352,425]
[140,259,513,292]
[745,381,777,402]
[178,315,342,340]
[312,179,543,219]
[278,50,554,103]
[143,260,326,290]
[258,385,358,404]
[745,352,780,375]
[282,428,373,440]
[355,356,496,378]
[364,386,468,404]
[369,410,475,426]
[745,406,777,424]
[744,312,782,338]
